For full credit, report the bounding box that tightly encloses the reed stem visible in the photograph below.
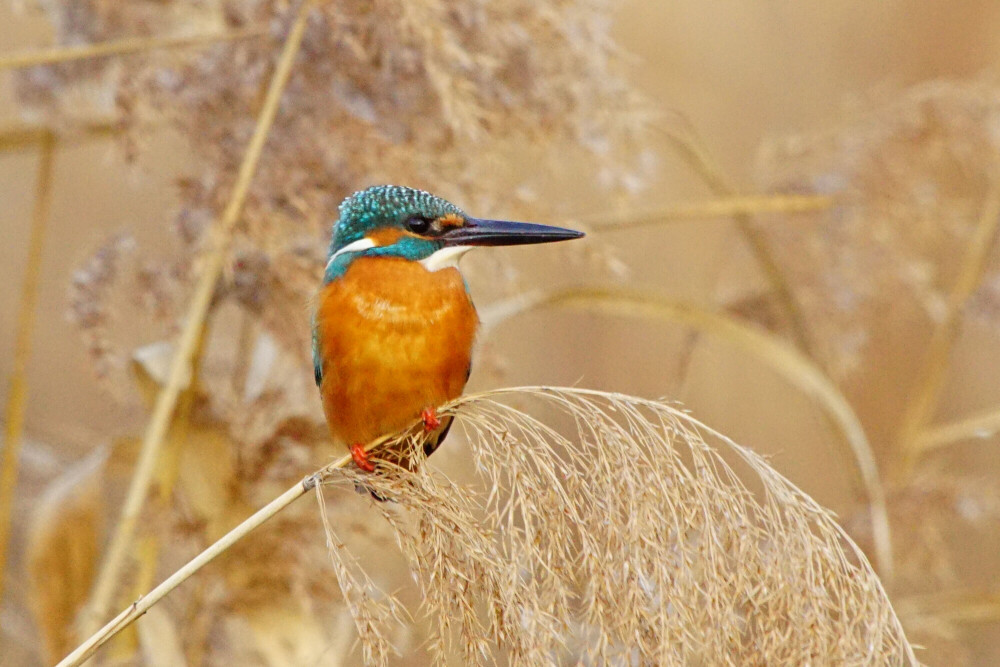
[662,126,817,359]
[57,463,342,667]
[479,287,893,580]
[0,121,118,151]
[79,0,315,634]
[916,406,1000,453]
[587,194,834,232]
[0,132,56,606]
[896,181,1000,475]
[0,27,264,71]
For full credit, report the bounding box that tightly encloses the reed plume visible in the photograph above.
[317,387,916,665]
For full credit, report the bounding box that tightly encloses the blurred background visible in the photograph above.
[3,1,1000,664]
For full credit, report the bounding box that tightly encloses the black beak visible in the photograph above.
[442,217,585,247]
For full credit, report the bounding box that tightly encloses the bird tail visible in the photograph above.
[354,415,455,502]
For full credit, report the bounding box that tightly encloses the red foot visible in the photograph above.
[350,443,375,472]
[421,407,441,432]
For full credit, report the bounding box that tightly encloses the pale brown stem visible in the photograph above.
[479,287,893,580]
[0,132,56,606]
[658,126,864,524]
[58,433,393,666]
[896,181,1000,475]
[107,328,209,654]
[662,126,817,359]
[0,27,265,71]
[57,390,405,667]
[0,121,119,151]
[898,588,1000,625]
[916,406,1000,453]
[57,463,342,667]
[79,1,316,634]
[587,194,834,231]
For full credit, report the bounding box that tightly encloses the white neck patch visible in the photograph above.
[420,245,473,272]
[326,238,376,272]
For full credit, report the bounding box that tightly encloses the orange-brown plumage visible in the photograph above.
[314,185,583,480]
[315,256,478,450]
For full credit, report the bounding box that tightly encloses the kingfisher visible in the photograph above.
[313,185,584,480]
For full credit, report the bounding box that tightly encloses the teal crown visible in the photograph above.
[324,185,464,282]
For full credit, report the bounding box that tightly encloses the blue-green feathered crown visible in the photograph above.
[331,185,464,251]
[323,185,465,282]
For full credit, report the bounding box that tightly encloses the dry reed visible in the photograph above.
[0,131,56,606]
[479,287,893,580]
[12,2,993,664]
[917,406,1000,452]
[895,179,1000,474]
[0,27,265,71]
[59,387,916,666]
[659,121,817,358]
[585,193,835,232]
[0,120,118,150]
[755,81,1000,380]
[755,80,1000,660]
[79,0,316,633]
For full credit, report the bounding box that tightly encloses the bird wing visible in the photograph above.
[311,320,323,387]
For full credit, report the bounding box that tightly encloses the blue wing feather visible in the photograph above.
[311,319,323,387]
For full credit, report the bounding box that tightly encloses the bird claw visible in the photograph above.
[421,407,441,432]
[350,443,375,472]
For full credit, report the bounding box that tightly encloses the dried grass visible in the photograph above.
[895,179,1000,473]
[479,287,894,580]
[17,0,648,311]
[321,387,915,664]
[659,121,817,358]
[12,3,652,650]
[61,387,916,666]
[756,80,1000,379]
[918,406,1000,452]
[0,26,265,71]
[80,1,317,632]
[0,131,56,607]
[12,2,996,665]
[755,79,1000,662]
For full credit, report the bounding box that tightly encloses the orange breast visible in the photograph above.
[315,256,478,447]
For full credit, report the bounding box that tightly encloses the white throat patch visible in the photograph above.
[420,245,473,272]
[326,238,376,272]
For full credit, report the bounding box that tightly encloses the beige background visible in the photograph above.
[4,1,1000,663]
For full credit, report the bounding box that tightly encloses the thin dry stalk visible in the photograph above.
[61,387,914,666]
[897,180,1000,474]
[588,194,835,232]
[662,124,817,358]
[0,131,56,606]
[0,26,265,71]
[917,406,1000,452]
[58,432,398,667]
[480,287,893,580]
[105,331,208,655]
[315,481,407,665]
[79,1,315,634]
[0,121,119,151]
[57,468,331,666]
[900,589,1000,625]
[347,387,914,664]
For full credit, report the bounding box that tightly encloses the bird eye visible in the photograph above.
[406,215,432,234]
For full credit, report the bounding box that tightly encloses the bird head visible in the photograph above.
[323,185,584,282]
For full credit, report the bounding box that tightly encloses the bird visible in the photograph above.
[312,185,584,487]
